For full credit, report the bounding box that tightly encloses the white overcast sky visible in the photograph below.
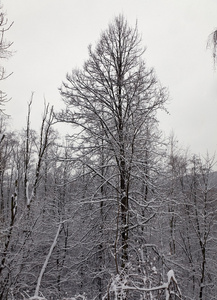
[1,0,217,157]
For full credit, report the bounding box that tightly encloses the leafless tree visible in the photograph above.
[0,5,13,108]
[24,95,54,208]
[58,15,168,299]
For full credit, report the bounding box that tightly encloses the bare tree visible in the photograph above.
[184,155,217,300]
[0,5,13,107]
[24,96,54,208]
[58,15,168,299]
[162,148,217,300]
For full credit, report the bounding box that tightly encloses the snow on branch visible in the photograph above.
[34,222,63,298]
[104,269,182,300]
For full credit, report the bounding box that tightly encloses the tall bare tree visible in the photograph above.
[58,15,168,299]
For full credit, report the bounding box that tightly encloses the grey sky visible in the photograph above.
[2,0,217,157]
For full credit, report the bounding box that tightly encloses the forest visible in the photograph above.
[1,7,217,300]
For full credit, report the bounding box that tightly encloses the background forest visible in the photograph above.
[0,6,217,300]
